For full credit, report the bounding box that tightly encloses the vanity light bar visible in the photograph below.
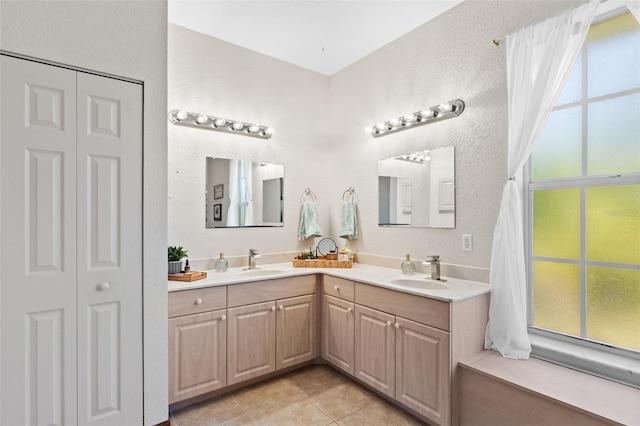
[167,109,274,139]
[370,99,465,138]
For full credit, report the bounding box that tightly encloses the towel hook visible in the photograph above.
[301,187,317,203]
[342,186,356,202]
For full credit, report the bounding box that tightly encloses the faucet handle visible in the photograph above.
[249,248,260,255]
[425,255,440,262]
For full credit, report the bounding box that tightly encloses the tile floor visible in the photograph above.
[170,364,426,426]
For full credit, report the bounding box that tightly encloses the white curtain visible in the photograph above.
[227,159,240,226]
[243,161,254,226]
[485,0,599,359]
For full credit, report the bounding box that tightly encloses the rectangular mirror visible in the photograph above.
[378,145,455,228]
[206,157,284,228]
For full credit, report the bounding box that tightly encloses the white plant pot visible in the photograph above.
[168,260,183,274]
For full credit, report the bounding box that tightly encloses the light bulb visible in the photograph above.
[403,114,415,122]
[389,117,400,127]
[214,118,226,127]
[176,110,188,121]
[195,114,207,124]
[231,121,244,131]
[375,122,386,131]
[265,127,275,136]
[249,124,260,133]
[419,109,433,119]
[439,103,452,112]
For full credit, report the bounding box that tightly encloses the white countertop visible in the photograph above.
[168,262,490,302]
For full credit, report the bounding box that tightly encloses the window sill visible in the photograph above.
[459,350,640,425]
[529,332,640,389]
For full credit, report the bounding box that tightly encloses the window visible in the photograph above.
[526,8,640,361]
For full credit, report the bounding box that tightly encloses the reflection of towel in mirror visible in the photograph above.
[298,201,323,240]
[339,201,358,240]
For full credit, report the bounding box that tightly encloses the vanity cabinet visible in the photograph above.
[227,276,317,385]
[168,286,227,404]
[321,276,356,375]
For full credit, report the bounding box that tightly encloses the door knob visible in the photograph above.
[195,298,203,305]
[96,282,110,291]
[221,315,227,321]
[271,306,276,311]
[386,321,392,327]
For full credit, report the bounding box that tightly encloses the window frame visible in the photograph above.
[524,3,640,388]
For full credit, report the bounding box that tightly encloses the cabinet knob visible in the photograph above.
[334,285,339,291]
[221,315,227,321]
[278,305,284,310]
[394,323,400,329]
[347,307,353,314]
[271,306,276,311]
[96,282,110,291]
[386,321,392,327]
[195,298,203,305]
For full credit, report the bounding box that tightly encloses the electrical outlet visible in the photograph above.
[462,234,473,251]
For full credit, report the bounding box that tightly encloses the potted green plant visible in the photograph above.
[168,245,188,274]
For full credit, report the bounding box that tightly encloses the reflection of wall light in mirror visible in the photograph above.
[370,99,464,138]
[167,109,274,139]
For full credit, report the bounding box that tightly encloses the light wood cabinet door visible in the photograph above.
[168,309,227,404]
[321,295,355,375]
[354,305,396,398]
[227,301,276,385]
[276,294,316,370]
[396,317,450,426]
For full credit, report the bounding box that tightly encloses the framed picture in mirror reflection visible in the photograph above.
[213,204,222,221]
[213,184,224,200]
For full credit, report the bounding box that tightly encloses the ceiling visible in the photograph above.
[168,0,464,76]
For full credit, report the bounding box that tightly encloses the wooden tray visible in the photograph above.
[292,258,353,268]
[168,271,208,282]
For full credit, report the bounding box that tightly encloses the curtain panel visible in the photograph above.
[485,0,600,359]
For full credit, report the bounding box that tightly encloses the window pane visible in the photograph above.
[532,107,582,180]
[533,189,580,259]
[533,261,581,335]
[588,12,640,98]
[588,93,640,176]
[587,266,640,351]
[555,53,582,105]
[586,185,640,265]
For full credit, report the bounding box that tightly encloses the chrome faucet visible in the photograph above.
[248,248,261,270]
[423,255,445,281]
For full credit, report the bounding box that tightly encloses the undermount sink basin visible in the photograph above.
[236,269,285,277]
[389,278,450,290]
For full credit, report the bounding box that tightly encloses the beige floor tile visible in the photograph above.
[336,400,425,425]
[171,393,246,426]
[283,364,343,394]
[253,394,334,426]
[305,377,377,421]
[232,376,303,413]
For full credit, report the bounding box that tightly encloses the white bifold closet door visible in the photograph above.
[0,55,142,426]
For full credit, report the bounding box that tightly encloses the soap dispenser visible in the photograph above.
[400,253,416,274]
[214,252,229,272]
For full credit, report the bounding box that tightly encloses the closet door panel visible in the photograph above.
[1,55,78,426]
[76,73,143,425]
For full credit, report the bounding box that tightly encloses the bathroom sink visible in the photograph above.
[389,278,450,290]
[236,269,286,278]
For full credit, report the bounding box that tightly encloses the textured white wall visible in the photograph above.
[169,1,587,274]
[0,2,168,425]
[328,0,589,269]
[168,24,333,259]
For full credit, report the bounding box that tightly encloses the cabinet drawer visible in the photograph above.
[323,275,355,302]
[168,286,227,318]
[355,282,450,331]
[227,275,317,308]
